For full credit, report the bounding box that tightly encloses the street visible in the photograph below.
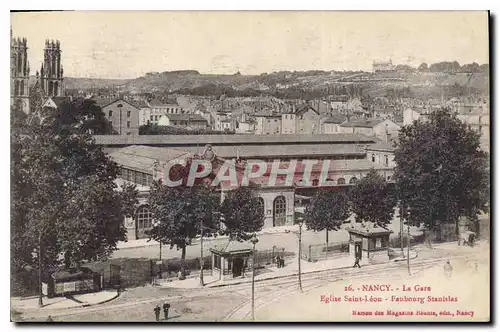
[15,241,488,322]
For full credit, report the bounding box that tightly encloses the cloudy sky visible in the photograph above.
[11,11,489,79]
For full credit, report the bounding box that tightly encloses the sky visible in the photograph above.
[11,11,489,79]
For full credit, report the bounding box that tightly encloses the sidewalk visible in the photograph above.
[159,249,419,289]
[11,290,119,312]
[116,225,303,250]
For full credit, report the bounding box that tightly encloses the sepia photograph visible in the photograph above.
[9,10,491,322]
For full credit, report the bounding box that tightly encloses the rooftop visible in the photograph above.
[193,144,367,159]
[341,120,384,128]
[94,133,378,146]
[346,223,393,236]
[165,114,207,122]
[149,98,179,107]
[210,240,253,255]
[323,115,347,124]
[108,145,191,173]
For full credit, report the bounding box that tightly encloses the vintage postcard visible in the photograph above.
[10,11,490,322]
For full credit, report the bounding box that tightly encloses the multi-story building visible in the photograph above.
[139,98,185,125]
[295,105,321,134]
[281,110,296,134]
[339,119,401,142]
[255,113,282,135]
[373,59,395,72]
[321,115,346,134]
[213,111,233,131]
[403,101,490,151]
[157,113,208,129]
[102,99,140,136]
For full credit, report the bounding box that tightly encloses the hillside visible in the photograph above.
[35,68,488,97]
[28,76,131,91]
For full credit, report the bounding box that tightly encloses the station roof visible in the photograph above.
[94,133,378,146]
[108,145,191,173]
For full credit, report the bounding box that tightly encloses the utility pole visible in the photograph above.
[325,230,328,261]
[250,234,259,321]
[38,230,43,307]
[400,202,404,257]
[298,221,304,292]
[200,218,204,287]
[407,219,410,275]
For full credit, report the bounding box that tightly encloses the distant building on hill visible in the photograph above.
[373,60,395,72]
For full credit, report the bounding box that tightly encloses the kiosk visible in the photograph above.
[210,241,254,282]
[346,223,393,264]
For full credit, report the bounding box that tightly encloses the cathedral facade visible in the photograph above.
[10,31,65,114]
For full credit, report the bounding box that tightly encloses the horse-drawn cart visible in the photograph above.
[458,231,476,247]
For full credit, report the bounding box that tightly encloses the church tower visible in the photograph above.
[40,39,64,97]
[10,30,30,113]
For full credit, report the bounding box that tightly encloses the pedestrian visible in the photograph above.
[353,256,361,268]
[473,262,479,274]
[163,302,170,321]
[154,304,161,321]
[46,315,53,322]
[280,257,285,268]
[443,260,453,278]
[275,255,280,268]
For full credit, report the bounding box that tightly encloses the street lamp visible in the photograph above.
[199,217,204,287]
[407,214,410,276]
[296,216,304,292]
[250,233,259,321]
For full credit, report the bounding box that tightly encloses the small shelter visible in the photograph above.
[346,223,393,264]
[42,267,101,298]
[210,241,254,281]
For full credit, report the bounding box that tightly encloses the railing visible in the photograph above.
[301,242,350,262]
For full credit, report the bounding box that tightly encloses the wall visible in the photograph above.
[139,107,152,125]
[322,122,341,134]
[373,120,401,138]
[258,189,295,228]
[297,109,321,134]
[103,100,139,136]
[256,116,281,135]
[366,149,396,169]
[281,113,296,134]
[403,108,421,126]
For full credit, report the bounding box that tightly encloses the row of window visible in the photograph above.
[119,167,154,187]
[371,154,390,165]
[108,110,133,118]
[152,107,181,113]
[256,196,287,227]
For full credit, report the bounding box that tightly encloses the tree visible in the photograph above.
[147,181,220,279]
[119,183,140,220]
[349,169,397,227]
[11,100,134,300]
[394,108,489,239]
[305,189,350,258]
[219,187,265,241]
[72,99,116,135]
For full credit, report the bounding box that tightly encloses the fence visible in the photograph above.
[301,242,350,262]
[254,247,294,267]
